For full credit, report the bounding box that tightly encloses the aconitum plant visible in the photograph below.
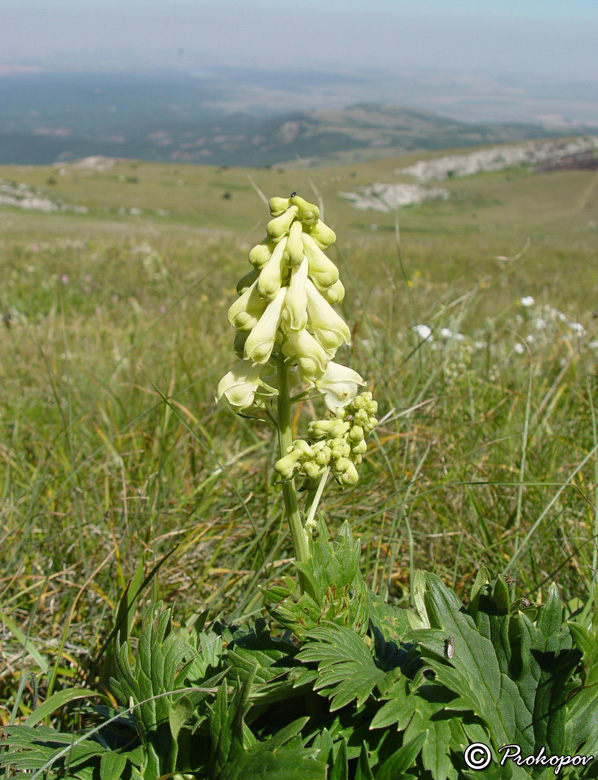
[217,193,378,575]
[6,193,598,780]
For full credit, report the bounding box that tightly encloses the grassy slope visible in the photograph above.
[1,150,597,716]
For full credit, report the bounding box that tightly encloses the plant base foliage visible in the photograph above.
[3,523,598,779]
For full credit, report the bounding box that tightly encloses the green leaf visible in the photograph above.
[264,521,370,638]
[1,725,106,777]
[211,711,325,780]
[100,751,128,780]
[370,676,415,730]
[24,688,100,727]
[376,733,427,780]
[217,747,325,780]
[354,743,374,780]
[227,623,301,705]
[407,572,581,762]
[567,621,598,754]
[404,703,454,780]
[299,624,386,711]
[111,603,199,779]
[329,738,349,780]
[168,695,193,742]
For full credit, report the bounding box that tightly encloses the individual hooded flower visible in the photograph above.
[243,287,287,365]
[306,219,336,249]
[227,280,267,332]
[282,328,329,382]
[216,359,263,411]
[314,361,365,413]
[257,238,287,299]
[302,233,339,289]
[321,278,345,305]
[283,220,305,269]
[266,205,299,240]
[305,279,351,354]
[282,259,308,331]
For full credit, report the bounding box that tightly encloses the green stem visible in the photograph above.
[277,353,311,575]
[304,468,330,532]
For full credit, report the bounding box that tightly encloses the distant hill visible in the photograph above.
[0,71,587,167]
[243,105,570,166]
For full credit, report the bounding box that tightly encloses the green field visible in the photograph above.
[1,150,598,721]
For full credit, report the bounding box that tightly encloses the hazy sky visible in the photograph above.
[2,0,597,81]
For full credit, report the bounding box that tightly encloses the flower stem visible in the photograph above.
[277,354,311,580]
[304,467,329,532]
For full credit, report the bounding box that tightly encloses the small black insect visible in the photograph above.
[290,191,297,198]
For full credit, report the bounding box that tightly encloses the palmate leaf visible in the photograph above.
[369,668,472,780]
[401,679,468,780]
[408,572,582,774]
[226,621,302,705]
[298,624,388,711]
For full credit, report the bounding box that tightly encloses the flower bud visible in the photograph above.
[257,238,287,299]
[303,461,325,480]
[291,194,320,225]
[315,446,331,466]
[354,408,369,426]
[308,419,350,439]
[331,442,351,460]
[302,234,339,289]
[348,425,364,443]
[275,448,305,479]
[364,417,378,433]
[283,219,305,269]
[334,456,352,474]
[269,196,291,216]
[282,258,308,331]
[294,439,314,457]
[307,219,336,249]
[336,461,359,486]
[365,400,378,415]
[266,206,299,240]
[244,287,286,364]
[351,440,367,455]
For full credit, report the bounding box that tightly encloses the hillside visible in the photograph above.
[0,70,582,167]
[0,138,596,309]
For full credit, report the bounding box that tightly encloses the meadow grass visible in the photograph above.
[1,154,597,724]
